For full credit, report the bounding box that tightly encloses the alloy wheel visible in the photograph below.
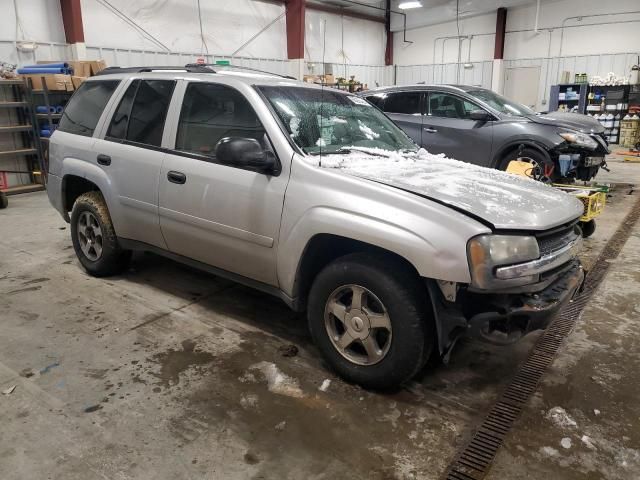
[324,284,393,366]
[77,211,103,261]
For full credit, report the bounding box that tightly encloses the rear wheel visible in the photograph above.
[70,191,131,276]
[499,147,558,183]
[307,253,434,389]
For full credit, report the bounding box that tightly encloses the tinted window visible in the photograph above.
[128,80,175,146]
[383,92,421,115]
[428,92,479,119]
[365,94,385,110]
[176,83,265,157]
[106,81,137,140]
[58,80,119,137]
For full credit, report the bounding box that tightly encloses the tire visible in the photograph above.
[307,252,434,390]
[0,192,8,209]
[70,191,131,277]
[499,147,558,183]
[580,220,596,238]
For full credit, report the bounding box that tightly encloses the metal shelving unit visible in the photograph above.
[0,79,44,196]
[25,77,74,173]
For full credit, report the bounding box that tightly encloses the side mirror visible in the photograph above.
[469,109,492,121]
[214,137,277,174]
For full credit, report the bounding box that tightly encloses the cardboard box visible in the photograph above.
[21,74,74,91]
[37,59,106,77]
[71,76,86,89]
[89,60,107,75]
[322,74,335,84]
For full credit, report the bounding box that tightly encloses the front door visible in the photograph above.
[158,82,288,286]
[94,78,176,248]
[380,91,424,146]
[422,91,494,166]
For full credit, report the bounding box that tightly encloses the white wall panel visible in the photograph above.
[305,10,386,65]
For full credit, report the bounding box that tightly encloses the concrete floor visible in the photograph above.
[0,156,639,479]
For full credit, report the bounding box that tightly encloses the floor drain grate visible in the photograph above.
[443,194,640,480]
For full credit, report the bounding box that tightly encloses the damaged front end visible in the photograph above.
[551,130,610,181]
[428,221,585,357]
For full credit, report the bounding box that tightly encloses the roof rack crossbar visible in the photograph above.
[95,66,216,76]
[184,63,296,80]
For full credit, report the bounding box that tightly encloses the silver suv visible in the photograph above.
[47,65,585,389]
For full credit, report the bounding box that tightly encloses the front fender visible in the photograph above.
[277,206,472,297]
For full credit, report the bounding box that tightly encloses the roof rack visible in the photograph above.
[94,65,215,76]
[184,63,296,80]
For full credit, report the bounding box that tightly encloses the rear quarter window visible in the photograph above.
[58,80,120,137]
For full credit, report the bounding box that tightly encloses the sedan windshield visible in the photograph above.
[467,89,534,116]
[258,86,417,155]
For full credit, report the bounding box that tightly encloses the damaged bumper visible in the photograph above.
[429,260,585,351]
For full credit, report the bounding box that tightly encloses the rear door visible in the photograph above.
[379,91,424,146]
[423,90,494,166]
[94,78,176,248]
[157,81,288,286]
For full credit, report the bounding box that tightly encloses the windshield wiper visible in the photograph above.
[310,146,393,157]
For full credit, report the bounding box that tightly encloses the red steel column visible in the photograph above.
[60,0,85,44]
[286,0,305,60]
[385,0,393,66]
[494,7,507,60]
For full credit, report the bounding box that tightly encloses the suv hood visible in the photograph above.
[318,148,583,230]
[526,112,605,134]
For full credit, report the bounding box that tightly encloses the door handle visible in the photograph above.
[97,154,111,166]
[167,171,187,185]
[423,127,438,133]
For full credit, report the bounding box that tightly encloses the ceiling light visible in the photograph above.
[398,1,423,9]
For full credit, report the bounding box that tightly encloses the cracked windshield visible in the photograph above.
[259,86,417,156]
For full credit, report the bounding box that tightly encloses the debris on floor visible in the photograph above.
[39,362,60,375]
[277,344,299,357]
[248,361,304,398]
[275,420,286,431]
[319,379,331,392]
[2,385,16,395]
[560,437,572,449]
[546,406,577,429]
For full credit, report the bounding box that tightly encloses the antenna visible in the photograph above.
[319,19,327,168]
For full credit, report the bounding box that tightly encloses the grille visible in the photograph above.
[536,222,579,256]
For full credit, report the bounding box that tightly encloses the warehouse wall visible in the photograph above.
[394,0,640,65]
[1,0,384,75]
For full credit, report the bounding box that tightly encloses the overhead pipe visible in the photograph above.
[534,0,540,34]
[558,11,640,57]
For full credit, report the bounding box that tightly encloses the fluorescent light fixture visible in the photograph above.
[398,1,423,9]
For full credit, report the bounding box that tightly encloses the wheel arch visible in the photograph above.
[290,233,426,310]
[492,140,552,169]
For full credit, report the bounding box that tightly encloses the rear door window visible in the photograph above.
[58,80,120,137]
[383,92,422,115]
[106,79,176,147]
[175,83,266,158]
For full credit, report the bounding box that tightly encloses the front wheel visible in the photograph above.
[499,147,558,183]
[307,253,434,389]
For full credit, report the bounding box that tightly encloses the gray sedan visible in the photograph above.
[361,85,609,182]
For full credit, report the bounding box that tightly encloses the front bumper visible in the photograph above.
[430,260,584,350]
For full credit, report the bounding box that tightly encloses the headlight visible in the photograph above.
[467,235,540,289]
[558,129,598,150]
